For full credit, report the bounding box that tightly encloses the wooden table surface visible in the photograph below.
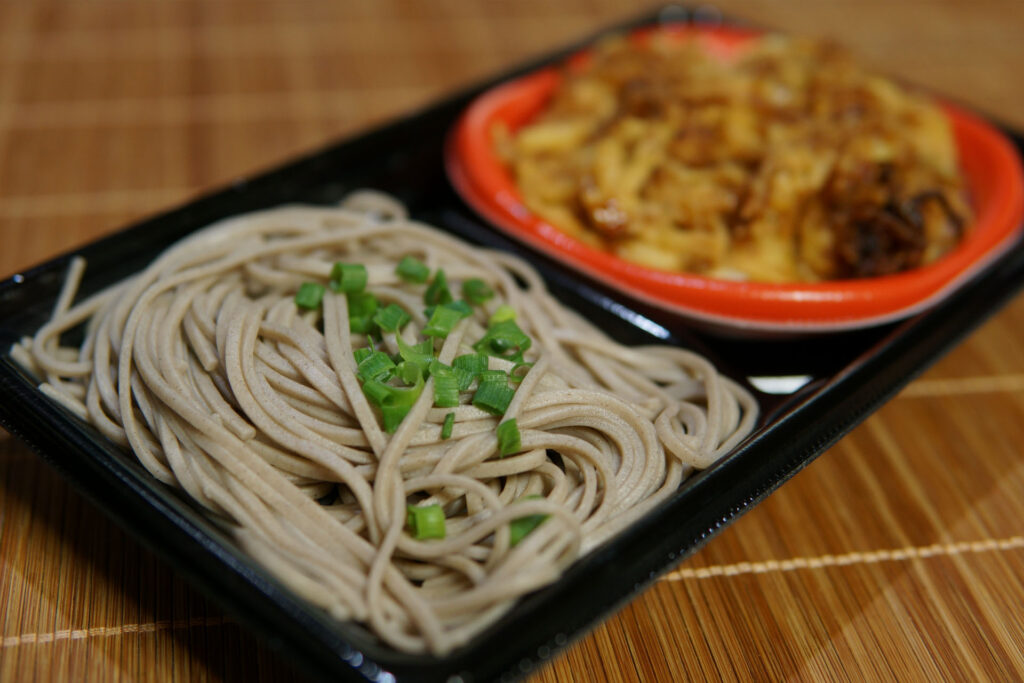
[2,1,1023,681]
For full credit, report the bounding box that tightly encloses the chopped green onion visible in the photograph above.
[472,370,515,415]
[452,353,488,390]
[374,303,411,333]
[294,282,325,310]
[473,319,532,361]
[432,365,460,408]
[509,515,546,546]
[424,299,472,321]
[397,336,434,369]
[477,369,507,384]
[361,378,393,405]
[382,404,411,433]
[346,291,379,334]
[462,278,494,305]
[497,418,521,457]
[357,351,395,382]
[391,375,425,406]
[353,347,373,364]
[371,380,424,410]
[330,262,368,293]
[446,300,473,317]
[489,305,516,324]
[349,316,373,335]
[395,360,422,385]
[347,291,378,318]
[406,504,446,540]
[423,305,465,339]
[361,371,425,433]
[453,368,476,392]
[509,496,547,546]
[453,354,488,372]
[441,412,455,440]
[396,255,430,284]
[424,269,453,306]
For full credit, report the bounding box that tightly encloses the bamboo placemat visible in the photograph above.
[2,1,1023,681]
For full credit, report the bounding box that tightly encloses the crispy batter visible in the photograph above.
[497,34,972,282]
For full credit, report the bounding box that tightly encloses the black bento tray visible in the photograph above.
[2,7,1023,683]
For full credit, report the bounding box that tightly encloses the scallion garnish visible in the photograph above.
[497,418,521,456]
[361,371,425,433]
[347,291,378,318]
[357,351,395,382]
[374,303,411,333]
[489,305,516,324]
[462,278,494,305]
[472,370,515,415]
[441,412,455,440]
[424,269,453,306]
[353,347,373,364]
[349,317,373,334]
[424,299,472,320]
[396,255,430,284]
[294,282,325,310]
[477,369,507,385]
[330,262,368,293]
[473,319,532,361]
[346,291,379,334]
[381,404,412,433]
[432,364,460,408]
[509,495,547,546]
[452,353,488,391]
[397,336,434,369]
[395,360,423,385]
[406,504,446,540]
[361,378,394,405]
[448,300,474,317]
[423,304,465,339]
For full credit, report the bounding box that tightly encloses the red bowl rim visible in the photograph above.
[446,25,1024,333]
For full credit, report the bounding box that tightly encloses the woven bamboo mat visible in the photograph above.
[2,1,1024,680]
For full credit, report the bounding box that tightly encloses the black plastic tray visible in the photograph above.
[2,8,1023,683]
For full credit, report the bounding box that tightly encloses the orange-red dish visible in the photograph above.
[446,25,1024,333]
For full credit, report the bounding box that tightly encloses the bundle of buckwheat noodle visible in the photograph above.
[11,191,757,655]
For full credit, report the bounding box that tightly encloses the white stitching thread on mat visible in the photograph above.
[1,616,230,648]
[4,538,1022,647]
[898,375,1024,397]
[663,536,1024,581]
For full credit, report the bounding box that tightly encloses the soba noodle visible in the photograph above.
[12,192,757,655]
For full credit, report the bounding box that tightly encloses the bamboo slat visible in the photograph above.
[2,1,1023,681]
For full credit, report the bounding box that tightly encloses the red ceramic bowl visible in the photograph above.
[447,25,1024,333]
